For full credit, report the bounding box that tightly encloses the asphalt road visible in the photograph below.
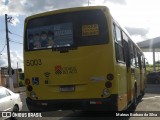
[18,84,160,120]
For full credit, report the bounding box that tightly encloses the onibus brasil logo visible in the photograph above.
[55,65,77,75]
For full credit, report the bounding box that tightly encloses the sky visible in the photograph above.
[0,0,160,70]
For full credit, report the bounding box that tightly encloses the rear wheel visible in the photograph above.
[130,86,137,110]
[155,79,159,84]
[13,105,19,112]
[10,105,19,120]
[141,89,145,97]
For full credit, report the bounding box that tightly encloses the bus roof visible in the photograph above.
[25,6,110,21]
[25,5,143,55]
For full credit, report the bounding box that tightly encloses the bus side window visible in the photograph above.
[115,25,123,46]
[134,47,141,68]
[138,53,142,69]
[134,49,138,67]
[144,58,147,71]
[141,56,145,69]
[129,41,136,66]
[122,32,130,67]
[113,23,125,62]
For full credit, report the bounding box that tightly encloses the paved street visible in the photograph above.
[17,84,160,120]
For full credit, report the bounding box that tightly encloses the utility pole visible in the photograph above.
[5,14,14,91]
[17,61,19,87]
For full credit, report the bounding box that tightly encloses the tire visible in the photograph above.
[141,89,145,97]
[133,89,137,107]
[130,87,137,111]
[13,105,19,112]
[10,105,19,120]
[155,80,159,84]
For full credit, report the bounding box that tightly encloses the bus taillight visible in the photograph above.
[105,81,112,88]
[25,78,30,85]
[107,74,114,80]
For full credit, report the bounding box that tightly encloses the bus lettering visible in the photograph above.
[26,59,42,66]
[82,24,99,36]
[55,30,72,36]
[55,65,77,75]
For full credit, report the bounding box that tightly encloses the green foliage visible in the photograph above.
[19,80,25,87]
[156,60,160,64]
[146,62,160,73]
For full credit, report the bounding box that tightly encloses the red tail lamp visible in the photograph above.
[25,78,30,85]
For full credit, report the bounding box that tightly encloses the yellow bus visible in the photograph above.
[24,6,146,111]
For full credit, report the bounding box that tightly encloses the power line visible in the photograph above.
[0,44,6,53]
[0,38,23,45]
[9,39,23,45]
[9,31,23,38]
[10,41,22,45]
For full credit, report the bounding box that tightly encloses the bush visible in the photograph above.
[19,80,25,87]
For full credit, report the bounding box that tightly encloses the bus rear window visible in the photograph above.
[26,10,109,50]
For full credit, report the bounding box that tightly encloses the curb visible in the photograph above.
[13,87,26,93]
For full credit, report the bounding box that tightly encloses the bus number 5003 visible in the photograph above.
[26,59,42,66]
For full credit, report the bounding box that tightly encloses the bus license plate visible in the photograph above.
[60,85,75,92]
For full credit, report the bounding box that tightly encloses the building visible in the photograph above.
[137,36,160,72]
[0,67,23,88]
[0,67,7,87]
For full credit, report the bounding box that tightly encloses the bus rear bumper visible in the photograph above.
[26,94,118,112]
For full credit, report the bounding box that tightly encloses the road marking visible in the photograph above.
[142,96,160,100]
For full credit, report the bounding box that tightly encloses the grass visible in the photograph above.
[146,64,160,74]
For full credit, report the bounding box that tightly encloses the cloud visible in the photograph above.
[10,51,23,70]
[0,0,89,26]
[131,35,147,43]
[0,51,23,70]
[125,27,150,43]
[1,0,8,5]
[1,0,127,16]
[125,27,149,37]
[4,0,9,5]
[1,0,88,16]
[103,0,126,4]
[11,17,20,26]
[0,55,7,67]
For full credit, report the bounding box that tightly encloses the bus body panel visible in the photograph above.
[115,63,128,111]
[24,44,116,100]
